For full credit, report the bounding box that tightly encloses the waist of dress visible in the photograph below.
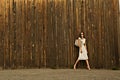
[81,45,85,46]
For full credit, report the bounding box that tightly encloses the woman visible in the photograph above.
[74,32,91,70]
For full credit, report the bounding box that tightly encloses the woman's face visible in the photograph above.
[81,33,84,38]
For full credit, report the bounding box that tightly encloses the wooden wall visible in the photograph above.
[0,0,119,69]
[119,0,120,69]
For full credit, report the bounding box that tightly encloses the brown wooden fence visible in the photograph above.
[0,0,119,69]
[118,2,120,69]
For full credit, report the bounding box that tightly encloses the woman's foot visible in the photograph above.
[87,66,91,70]
[74,65,76,70]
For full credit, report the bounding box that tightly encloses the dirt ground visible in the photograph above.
[0,69,120,80]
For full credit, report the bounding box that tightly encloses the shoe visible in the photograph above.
[87,67,91,70]
[87,66,91,70]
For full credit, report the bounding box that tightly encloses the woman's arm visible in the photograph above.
[78,38,81,47]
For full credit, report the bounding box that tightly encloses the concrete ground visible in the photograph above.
[0,69,120,80]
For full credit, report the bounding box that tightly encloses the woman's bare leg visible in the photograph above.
[85,60,91,70]
[74,59,79,69]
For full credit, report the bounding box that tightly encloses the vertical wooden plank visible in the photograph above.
[100,0,105,68]
[54,0,60,68]
[106,0,112,68]
[76,0,81,33]
[29,0,34,67]
[63,0,67,67]
[54,0,58,68]
[107,1,115,67]
[15,0,19,68]
[43,0,47,68]
[114,0,119,67]
[46,0,54,68]
[14,0,17,68]
[23,0,27,68]
[118,0,120,68]
[82,0,86,32]
[104,0,109,68]
[1,0,4,68]
[61,0,67,67]
[21,0,25,68]
[24,0,31,68]
[66,0,69,67]
[97,0,103,68]
[85,0,90,67]
[87,0,95,68]
[34,0,39,67]
[9,0,14,68]
[37,0,44,68]
[73,0,79,67]
[111,0,119,68]
[69,0,74,67]
[95,0,101,68]
[2,0,6,68]
[0,0,5,68]
[31,0,36,67]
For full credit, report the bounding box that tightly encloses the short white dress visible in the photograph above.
[78,38,88,60]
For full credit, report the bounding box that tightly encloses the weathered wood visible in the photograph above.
[0,0,119,69]
[119,0,120,68]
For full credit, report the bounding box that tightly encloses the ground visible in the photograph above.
[0,69,120,80]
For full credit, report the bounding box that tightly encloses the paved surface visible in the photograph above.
[0,69,120,80]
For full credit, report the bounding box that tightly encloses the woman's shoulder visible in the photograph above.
[78,37,81,39]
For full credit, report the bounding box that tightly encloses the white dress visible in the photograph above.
[78,38,88,60]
